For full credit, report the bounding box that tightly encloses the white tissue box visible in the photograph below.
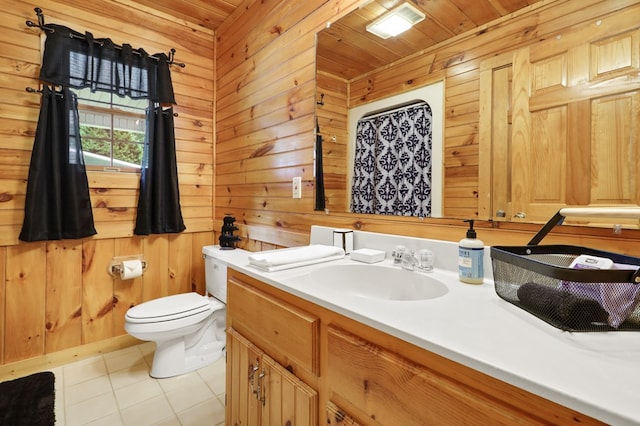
[351,248,385,264]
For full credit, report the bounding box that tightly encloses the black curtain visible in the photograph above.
[20,23,183,241]
[314,121,326,211]
[38,24,175,103]
[19,87,96,241]
[134,106,185,234]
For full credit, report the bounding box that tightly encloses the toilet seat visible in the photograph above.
[126,293,220,324]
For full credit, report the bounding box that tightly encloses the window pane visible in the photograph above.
[81,137,113,167]
[73,88,146,170]
[113,130,144,167]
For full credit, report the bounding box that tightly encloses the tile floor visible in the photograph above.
[49,342,226,425]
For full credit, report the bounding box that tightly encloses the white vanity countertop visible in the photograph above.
[211,242,640,425]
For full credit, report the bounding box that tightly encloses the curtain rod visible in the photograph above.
[24,87,181,117]
[26,7,186,68]
[361,100,429,120]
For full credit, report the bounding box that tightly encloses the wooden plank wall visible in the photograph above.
[215,0,363,249]
[217,0,640,253]
[0,0,215,368]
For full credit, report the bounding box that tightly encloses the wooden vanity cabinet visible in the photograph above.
[226,270,319,426]
[226,270,604,426]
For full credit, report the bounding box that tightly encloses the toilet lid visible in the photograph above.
[126,293,213,323]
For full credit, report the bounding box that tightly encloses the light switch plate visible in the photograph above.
[292,176,302,198]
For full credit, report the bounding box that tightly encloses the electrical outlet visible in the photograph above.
[292,176,302,199]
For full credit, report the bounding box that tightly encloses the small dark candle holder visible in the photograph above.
[219,215,241,250]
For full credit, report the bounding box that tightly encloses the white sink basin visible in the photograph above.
[302,263,449,301]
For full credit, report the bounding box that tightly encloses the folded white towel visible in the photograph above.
[248,244,345,272]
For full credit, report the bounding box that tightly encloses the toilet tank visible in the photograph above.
[202,246,231,303]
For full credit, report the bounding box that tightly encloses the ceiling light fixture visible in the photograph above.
[366,2,426,39]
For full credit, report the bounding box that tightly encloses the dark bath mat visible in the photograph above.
[0,371,55,425]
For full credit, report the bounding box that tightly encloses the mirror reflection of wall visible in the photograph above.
[347,81,444,217]
[316,1,640,227]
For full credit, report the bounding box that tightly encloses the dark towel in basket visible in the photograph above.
[517,282,609,330]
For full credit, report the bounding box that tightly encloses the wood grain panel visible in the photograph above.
[168,233,192,295]
[530,106,567,203]
[591,92,639,204]
[262,353,318,426]
[0,247,5,364]
[4,244,46,363]
[228,271,320,376]
[590,29,638,80]
[326,401,362,426]
[226,328,262,426]
[142,235,169,301]
[45,241,83,353]
[113,237,144,336]
[82,239,115,344]
[565,100,592,206]
[531,53,567,94]
[191,232,214,294]
[327,324,603,425]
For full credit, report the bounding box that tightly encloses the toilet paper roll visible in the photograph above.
[120,259,143,280]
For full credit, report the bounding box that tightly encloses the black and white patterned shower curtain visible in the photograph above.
[351,102,432,216]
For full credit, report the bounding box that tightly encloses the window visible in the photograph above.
[73,87,147,172]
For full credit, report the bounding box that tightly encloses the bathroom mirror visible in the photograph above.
[315,0,640,227]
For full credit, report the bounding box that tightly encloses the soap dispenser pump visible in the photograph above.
[458,219,484,284]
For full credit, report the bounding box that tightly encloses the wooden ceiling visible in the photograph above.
[129,0,243,31]
[131,0,542,80]
[316,0,542,80]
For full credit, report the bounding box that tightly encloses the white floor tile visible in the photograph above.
[45,342,227,425]
[65,374,112,406]
[157,370,203,394]
[150,416,182,426]
[109,359,153,389]
[114,376,164,410]
[119,394,175,426]
[63,355,107,387]
[165,375,214,413]
[65,391,119,425]
[177,396,225,426]
[85,412,124,426]
[197,357,226,396]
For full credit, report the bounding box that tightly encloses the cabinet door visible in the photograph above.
[227,328,262,425]
[480,25,640,225]
[227,328,318,426]
[262,353,318,426]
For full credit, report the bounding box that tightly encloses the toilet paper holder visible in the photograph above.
[108,255,148,278]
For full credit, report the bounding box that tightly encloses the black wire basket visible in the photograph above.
[491,210,640,332]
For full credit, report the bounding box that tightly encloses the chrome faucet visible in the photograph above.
[392,246,434,272]
[401,250,420,271]
[392,245,408,265]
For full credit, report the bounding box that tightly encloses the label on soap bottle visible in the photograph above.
[458,246,484,282]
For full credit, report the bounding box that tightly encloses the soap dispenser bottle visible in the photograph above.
[458,219,484,284]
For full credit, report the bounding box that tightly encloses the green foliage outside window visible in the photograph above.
[80,125,144,167]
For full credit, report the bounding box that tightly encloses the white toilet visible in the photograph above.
[124,246,239,378]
